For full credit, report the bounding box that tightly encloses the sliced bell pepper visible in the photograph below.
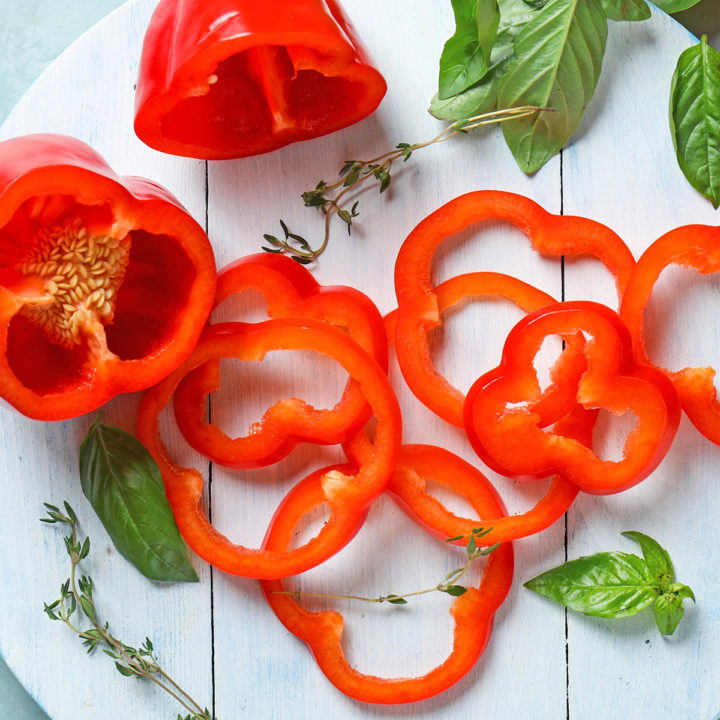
[134,0,387,159]
[260,448,514,704]
[620,225,720,446]
[172,252,388,468]
[342,403,591,545]
[393,191,636,427]
[386,272,588,428]
[0,133,216,420]
[464,301,680,495]
[136,318,401,578]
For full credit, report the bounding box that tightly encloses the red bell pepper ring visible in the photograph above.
[0,134,216,420]
[260,450,514,704]
[137,318,401,578]
[134,0,387,159]
[620,225,720,446]
[386,271,588,428]
[464,301,680,495]
[172,252,388,468]
[393,191,636,427]
[343,404,592,545]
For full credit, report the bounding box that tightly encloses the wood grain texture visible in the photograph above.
[0,1,718,719]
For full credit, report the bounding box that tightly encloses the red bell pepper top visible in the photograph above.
[134,0,387,159]
[464,301,681,495]
[0,134,216,420]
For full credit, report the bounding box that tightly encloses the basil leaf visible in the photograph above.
[654,593,685,635]
[621,531,673,583]
[497,0,608,173]
[652,0,704,12]
[79,421,198,583]
[599,0,651,21]
[438,0,500,99]
[669,36,720,208]
[524,551,656,617]
[430,0,542,122]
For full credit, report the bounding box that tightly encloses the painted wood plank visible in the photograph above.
[562,7,720,719]
[1,1,717,719]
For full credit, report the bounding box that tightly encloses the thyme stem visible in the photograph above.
[262,105,550,262]
[41,502,215,720]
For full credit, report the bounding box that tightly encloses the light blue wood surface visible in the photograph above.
[3,1,720,719]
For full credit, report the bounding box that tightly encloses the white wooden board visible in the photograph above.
[1,1,719,719]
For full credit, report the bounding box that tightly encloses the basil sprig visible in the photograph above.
[669,35,720,208]
[79,419,198,582]
[524,531,694,636]
[434,0,704,173]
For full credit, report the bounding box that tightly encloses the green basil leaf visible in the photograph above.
[669,36,720,208]
[430,0,541,122]
[599,0,651,21]
[652,0,704,12]
[497,0,608,173]
[621,531,673,584]
[477,0,501,64]
[654,593,685,635]
[79,420,198,583]
[669,582,696,603]
[439,0,500,99]
[524,551,656,617]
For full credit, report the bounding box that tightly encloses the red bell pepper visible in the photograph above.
[134,0,387,159]
[620,225,720,446]
[260,447,514,704]
[172,252,388,468]
[464,301,680,495]
[393,191,636,427]
[136,318,401,578]
[386,271,589,428]
[0,134,216,420]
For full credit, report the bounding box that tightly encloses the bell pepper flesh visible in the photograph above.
[172,252,388,468]
[0,134,216,420]
[620,224,720,446]
[260,448,514,704]
[385,272,588,429]
[464,301,681,495]
[393,191,636,427]
[137,318,401,578]
[134,0,387,159]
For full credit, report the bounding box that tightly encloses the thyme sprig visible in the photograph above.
[273,527,499,605]
[41,502,215,720]
[262,105,549,263]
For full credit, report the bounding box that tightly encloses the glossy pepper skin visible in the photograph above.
[385,272,589,429]
[172,252,388,468]
[137,318,401,579]
[134,0,387,159]
[260,447,514,704]
[393,191,635,427]
[0,134,216,420]
[464,301,681,495]
[620,225,720,446]
[344,405,592,546]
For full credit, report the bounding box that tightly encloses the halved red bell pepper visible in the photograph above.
[620,225,720,446]
[260,448,514,704]
[464,301,680,495]
[172,252,388,467]
[393,191,636,427]
[0,133,216,420]
[137,318,401,578]
[134,0,387,159]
